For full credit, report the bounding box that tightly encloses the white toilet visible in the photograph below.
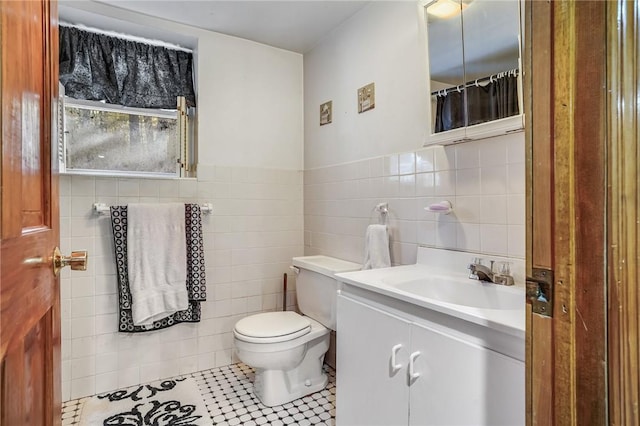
[233,255,360,407]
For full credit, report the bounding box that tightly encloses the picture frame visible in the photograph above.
[358,82,375,113]
[320,100,332,125]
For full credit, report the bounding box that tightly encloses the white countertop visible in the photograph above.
[336,263,526,339]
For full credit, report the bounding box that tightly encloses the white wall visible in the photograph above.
[60,170,303,401]
[199,34,303,169]
[59,3,304,401]
[303,2,525,264]
[304,1,429,169]
[304,136,525,265]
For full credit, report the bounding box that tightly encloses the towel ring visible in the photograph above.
[374,203,388,225]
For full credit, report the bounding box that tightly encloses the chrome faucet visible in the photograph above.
[467,258,515,286]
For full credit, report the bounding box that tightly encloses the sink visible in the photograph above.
[382,276,523,310]
[336,247,526,337]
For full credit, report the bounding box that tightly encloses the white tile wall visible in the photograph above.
[304,132,525,265]
[60,165,303,401]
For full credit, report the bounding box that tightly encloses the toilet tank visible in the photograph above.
[292,255,361,331]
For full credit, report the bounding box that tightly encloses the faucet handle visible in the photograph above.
[493,261,515,285]
[498,261,511,276]
[468,257,482,272]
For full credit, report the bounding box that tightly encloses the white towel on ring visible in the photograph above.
[362,224,391,270]
[127,203,188,326]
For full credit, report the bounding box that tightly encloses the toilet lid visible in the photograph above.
[234,311,311,343]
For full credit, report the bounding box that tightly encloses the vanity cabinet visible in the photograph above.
[336,292,524,426]
[337,295,412,425]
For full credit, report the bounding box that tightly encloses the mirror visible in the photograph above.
[425,0,522,136]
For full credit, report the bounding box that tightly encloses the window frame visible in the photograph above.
[59,93,194,179]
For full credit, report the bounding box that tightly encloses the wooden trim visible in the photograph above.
[551,1,608,423]
[46,1,61,424]
[527,0,608,423]
[531,315,553,424]
[523,5,532,422]
[551,6,577,423]
[607,1,640,425]
[526,1,555,424]
[573,1,607,423]
[523,0,532,277]
[529,0,554,271]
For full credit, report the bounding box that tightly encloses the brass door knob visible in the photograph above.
[52,247,88,276]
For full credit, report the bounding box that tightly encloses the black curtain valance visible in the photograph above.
[59,26,196,109]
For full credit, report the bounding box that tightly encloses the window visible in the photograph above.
[58,25,196,178]
[60,95,194,177]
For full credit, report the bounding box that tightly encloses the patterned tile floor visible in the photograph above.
[61,363,336,425]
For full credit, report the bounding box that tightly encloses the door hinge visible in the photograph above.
[526,267,553,317]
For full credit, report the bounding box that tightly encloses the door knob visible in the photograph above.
[52,247,88,276]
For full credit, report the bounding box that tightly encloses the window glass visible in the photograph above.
[63,100,181,176]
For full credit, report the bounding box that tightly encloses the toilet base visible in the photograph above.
[234,316,331,407]
[251,332,330,407]
[254,367,328,407]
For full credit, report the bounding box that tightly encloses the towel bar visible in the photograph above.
[93,202,213,216]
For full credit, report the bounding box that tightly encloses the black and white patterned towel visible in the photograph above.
[185,204,206,302]
[110,204,207,333]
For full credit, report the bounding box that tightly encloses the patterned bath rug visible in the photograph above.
[78,376,210,425]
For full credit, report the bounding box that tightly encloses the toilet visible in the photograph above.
[233,255,360,407]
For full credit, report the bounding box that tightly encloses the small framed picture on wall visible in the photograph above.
[358,82,375,113]
[320,101,332,126]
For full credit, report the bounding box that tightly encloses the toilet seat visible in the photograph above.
[234,311,311,344]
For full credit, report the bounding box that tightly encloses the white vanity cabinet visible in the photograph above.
[336,291,524,426]
[336,294,412,425]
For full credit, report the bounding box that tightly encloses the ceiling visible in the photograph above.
[80,0,370,53]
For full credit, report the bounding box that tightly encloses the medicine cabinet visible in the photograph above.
[423,0,524,146]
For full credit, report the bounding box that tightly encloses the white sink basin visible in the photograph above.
[382,276,523,310]
[336,248,526,337]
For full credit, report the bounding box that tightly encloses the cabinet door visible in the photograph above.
[336,294,412,426]
[409,322,525,426]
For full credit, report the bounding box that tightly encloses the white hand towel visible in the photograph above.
[362,224,391,270]
[128,203,188,326]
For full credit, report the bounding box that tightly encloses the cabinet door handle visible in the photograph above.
[390,344,403,373]
[408,351,421,383]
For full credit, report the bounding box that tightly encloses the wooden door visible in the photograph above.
[525,1,607,424]
[0,0,61,425]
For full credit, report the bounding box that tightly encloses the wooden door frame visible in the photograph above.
[526,1,608,424]
[607,1,640,425]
